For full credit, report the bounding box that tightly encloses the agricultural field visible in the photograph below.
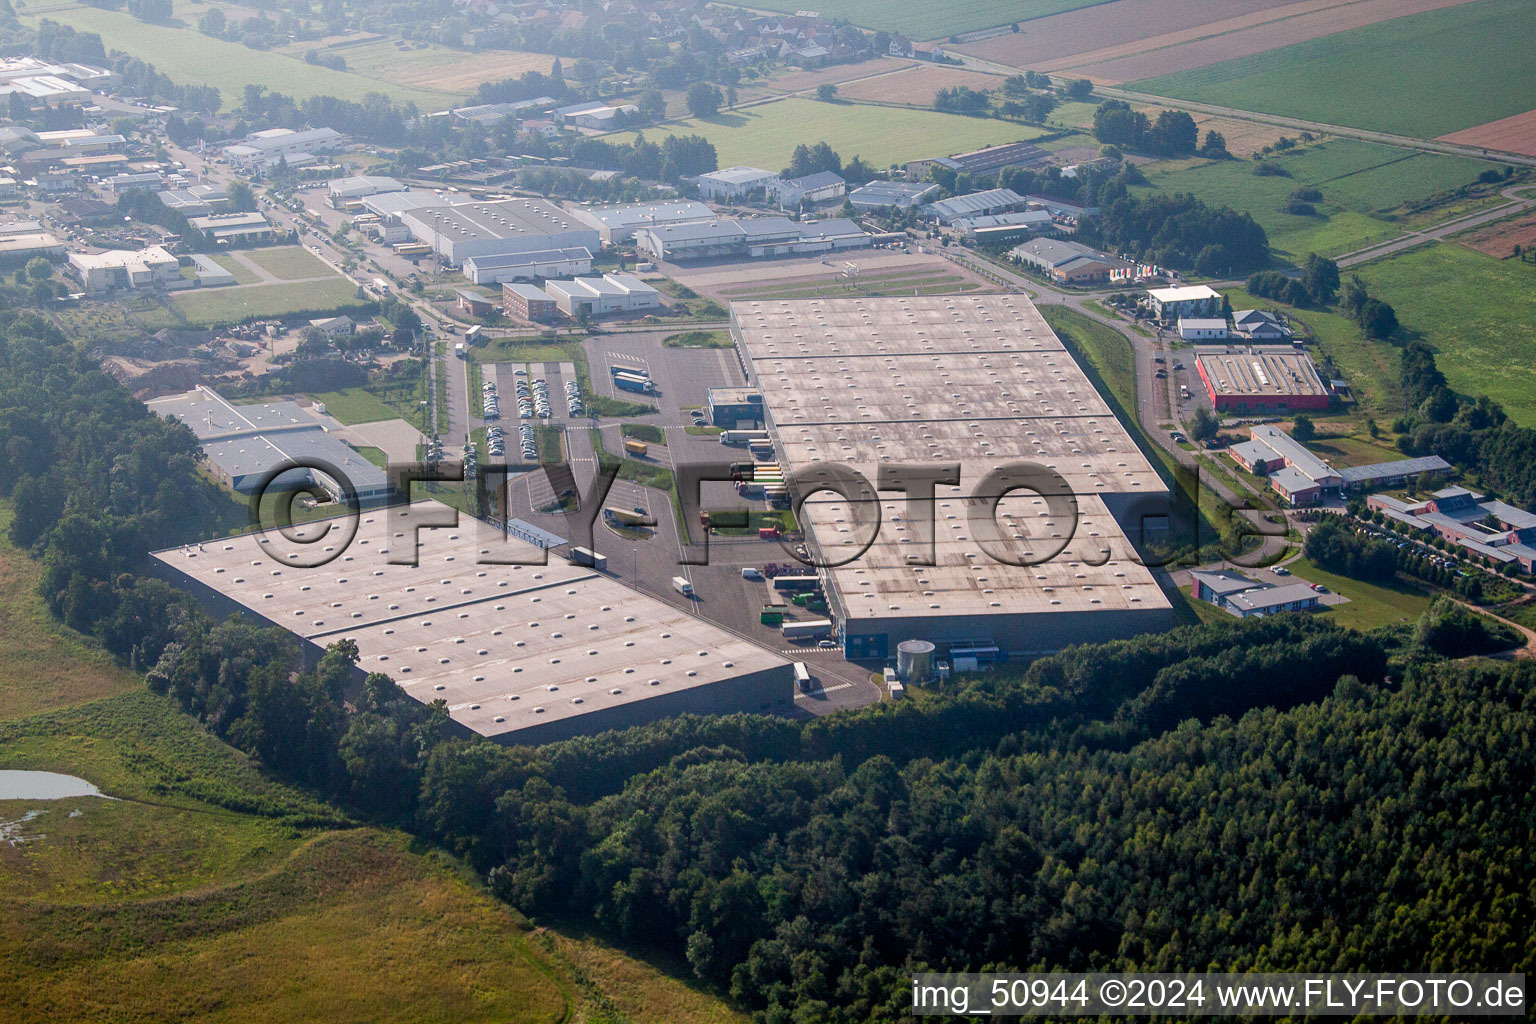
[1064,0,1476,84]
[1356,242,1536,427]
[607,97,1047,173]
[833,64,1006,106]
[949,0,1304,70]
[1129,0,1536,138]
[732,0,1112,39]
[241,245,333,281]
[17,4,455,107]
[1454,212,1536,259]
[1439,109,1536,158]
[171,278,366,326]
[1135,140,1496,259]
[274,36,554,95]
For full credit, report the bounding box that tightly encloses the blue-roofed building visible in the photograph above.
[773,170,846,207]
[847,180,941,210]
[921,188,1028,225]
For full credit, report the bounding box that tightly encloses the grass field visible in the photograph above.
[306,386,417,425]
[0,503,744,1023]
[1136,140,1495,259]
[242,245,332,281]
[172,278,366,326]
[1130,0,1536,139]
[734,0,1110,39]
[17,4,455,108]
[1356,242,1536,426]
[208,253,261,285]
[1289,557,1433,631]
[0,503,138,722]
[608,97,1047,172]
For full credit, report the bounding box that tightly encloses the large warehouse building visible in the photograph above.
[152,505,793,744]
[399,197,599,265]
[731,295,1175,660]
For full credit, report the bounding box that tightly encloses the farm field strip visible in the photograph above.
[948,0,1303,69]
[732,0,1115,41]
[1453,212,1536,259]
[17,4,456,107]
[1129,0,1536,138]
[605,96,1048,171]
[831,65,1006,105]
[1065,0,1480,83]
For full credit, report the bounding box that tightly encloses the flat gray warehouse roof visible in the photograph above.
[730,295,1172,643]
[152,503,790,743]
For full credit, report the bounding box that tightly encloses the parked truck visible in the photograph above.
[613,373,656,394]
[604,506,646,526]
[569,546,608,570]
[782,618,832,640]
[719,430,769,446]
[672,576,694,597]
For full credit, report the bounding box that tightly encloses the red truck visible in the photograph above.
[758,526,781,540]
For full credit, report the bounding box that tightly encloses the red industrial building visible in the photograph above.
[1194,348,1331,414]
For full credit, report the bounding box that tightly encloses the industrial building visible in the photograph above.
[107,171,163,193]
[1146,284,1222,321]
[0,56,114,103]
[1227,424,1449,507]
[544,272,660,317]
[67,246,178,292]
[731,295,1174,660]
[189,211,276,245]
[447,97,556,124]
[158,185,229,216]
[148,387,393,505]
[327,175,405,204]
[634,217,870,261]
[906,141,1049,179]
[461,246,593,285]
[695,166,780,201]
[566,200,715,245]
[187,253,235,287]
[552,100,638,129]
[1194,347,1331,414]
[847,180,941,210]
[151,503,793,744]
[1178,317,1228,341]
[1011,237,1129,284]
[224,127,345,171]
[1232,308,1293,342]
[706,386,764,428]
[502,282,558,322]
[1190,570,1321,618]
[0,229,64,262]
[922,188,1028,225]
[951,209,1054,242]
[773,171,846,208]
[399,197,599,265]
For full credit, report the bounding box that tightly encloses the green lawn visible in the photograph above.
[608,97,1047,172]
[242,245,332,281]
[308,385,420,425]
[733,0,1110,38]
[172,278,366,326]
[1357,242,1536,427]
[208,253,261,285]
[1289,557,1433,632]
[18,5,455,107]
[1130,0,1536,139]
[1136,140,1495,259]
